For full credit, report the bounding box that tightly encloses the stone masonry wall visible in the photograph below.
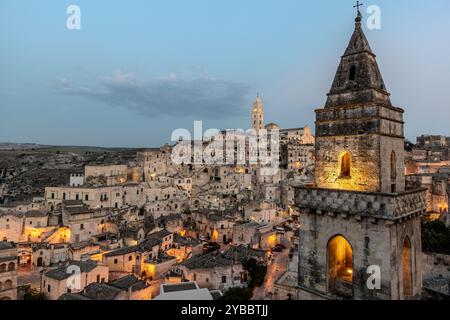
[315,134,381,192]
[297,208,423,300]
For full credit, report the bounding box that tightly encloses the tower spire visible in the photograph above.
[324,5,390,108]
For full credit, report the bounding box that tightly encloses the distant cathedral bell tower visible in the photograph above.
[251,94,264,133]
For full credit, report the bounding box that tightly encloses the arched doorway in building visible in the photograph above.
[402,237,413,299]
[327,235,353,294]
[37,257,43,267]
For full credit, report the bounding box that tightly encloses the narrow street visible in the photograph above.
[251,249,289,300]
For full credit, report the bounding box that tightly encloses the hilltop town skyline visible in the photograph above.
[1,0,450,148]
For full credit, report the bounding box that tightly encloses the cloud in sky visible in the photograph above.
[58,72,251,119]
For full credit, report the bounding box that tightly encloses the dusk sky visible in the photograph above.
[1,0,449,148]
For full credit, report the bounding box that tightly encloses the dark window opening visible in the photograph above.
[349,65,357,81]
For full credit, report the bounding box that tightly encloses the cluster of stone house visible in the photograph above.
[405,135,450,224]
[0,242,17,300]
[177,245,267,292]
[0,104,321,300]
[0,139,305,300]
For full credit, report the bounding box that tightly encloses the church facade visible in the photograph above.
[294,10,427,300]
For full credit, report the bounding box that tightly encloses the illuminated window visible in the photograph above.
[328,235,353,293]
[340,152,351,178]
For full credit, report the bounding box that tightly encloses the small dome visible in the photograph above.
[265,122,280,130]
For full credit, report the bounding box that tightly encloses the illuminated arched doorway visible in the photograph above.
[402,237,413,299]
[328,235,353,292]
[339,152,351,178]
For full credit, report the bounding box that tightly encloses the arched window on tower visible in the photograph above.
[390,151,397,180]
[349,65,357,81]
[340,152,351,179]
[391,151,397,192]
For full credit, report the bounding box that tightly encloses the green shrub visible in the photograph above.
[220,287,252,300]
[422,221,450,255]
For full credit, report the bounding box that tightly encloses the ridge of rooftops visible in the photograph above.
[181,245,266,270]
[44,260,99,280]
[173,233,201,246]
[0,241,16,250]
[58,275,149,300]
[0,209,50,218]
[103,237,162,258]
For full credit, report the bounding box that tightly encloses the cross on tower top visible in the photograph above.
[353,1,363,14]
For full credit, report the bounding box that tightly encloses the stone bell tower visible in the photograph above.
[315,9,405,194]
[295,7,426,300]
[251,94,264,134]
